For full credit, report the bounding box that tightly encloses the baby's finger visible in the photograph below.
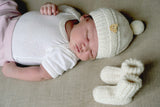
[43,6,48,15]
[55,10,59,15]
[47,5,52,15]
[52,5,58,15]
[40,6,44,15]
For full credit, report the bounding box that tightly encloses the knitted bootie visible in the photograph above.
[100,58,144,84]
[93,74,142,105]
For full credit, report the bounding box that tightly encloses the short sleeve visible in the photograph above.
[58,5,81,20]
[41,47,78,78]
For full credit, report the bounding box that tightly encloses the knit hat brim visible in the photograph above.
[90,8,133,59]
[90,8,118,58]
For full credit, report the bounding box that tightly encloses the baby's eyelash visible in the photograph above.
[86,36,89,41]
[86,30,89,40]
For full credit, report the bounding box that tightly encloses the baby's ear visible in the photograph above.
[80,14,90,21]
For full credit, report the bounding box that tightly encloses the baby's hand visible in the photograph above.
[40,2,59,16]
[2,61,17,77]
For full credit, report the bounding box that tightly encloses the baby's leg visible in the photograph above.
[0,0,20,41]
[0,0,21,66]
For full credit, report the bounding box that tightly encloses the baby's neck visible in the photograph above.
[65,20,79,41]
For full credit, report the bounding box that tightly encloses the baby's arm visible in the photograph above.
[40,2,81,20]
[1,62,52,81]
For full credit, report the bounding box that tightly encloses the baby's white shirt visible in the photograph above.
[12,5,80,78]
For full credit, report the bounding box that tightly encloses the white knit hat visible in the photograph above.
[89,8,145,58]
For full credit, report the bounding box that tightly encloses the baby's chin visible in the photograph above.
[80,57,96,61]
[76,54,92,61]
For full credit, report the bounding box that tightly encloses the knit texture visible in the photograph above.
[116,74,142,98]
[100,66,123,84]
[122,58,144,76]
[100,58,144,84]
[89,8,133,58]
[93,74,142,105]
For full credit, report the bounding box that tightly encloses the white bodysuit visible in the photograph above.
[12,5,80,78]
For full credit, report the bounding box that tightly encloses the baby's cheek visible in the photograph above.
[69,43,74,51]
[77,53,90,61]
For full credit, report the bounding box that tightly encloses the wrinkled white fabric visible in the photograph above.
[12,5,80,78]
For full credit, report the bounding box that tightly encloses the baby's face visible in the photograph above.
[69,15,98,61]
